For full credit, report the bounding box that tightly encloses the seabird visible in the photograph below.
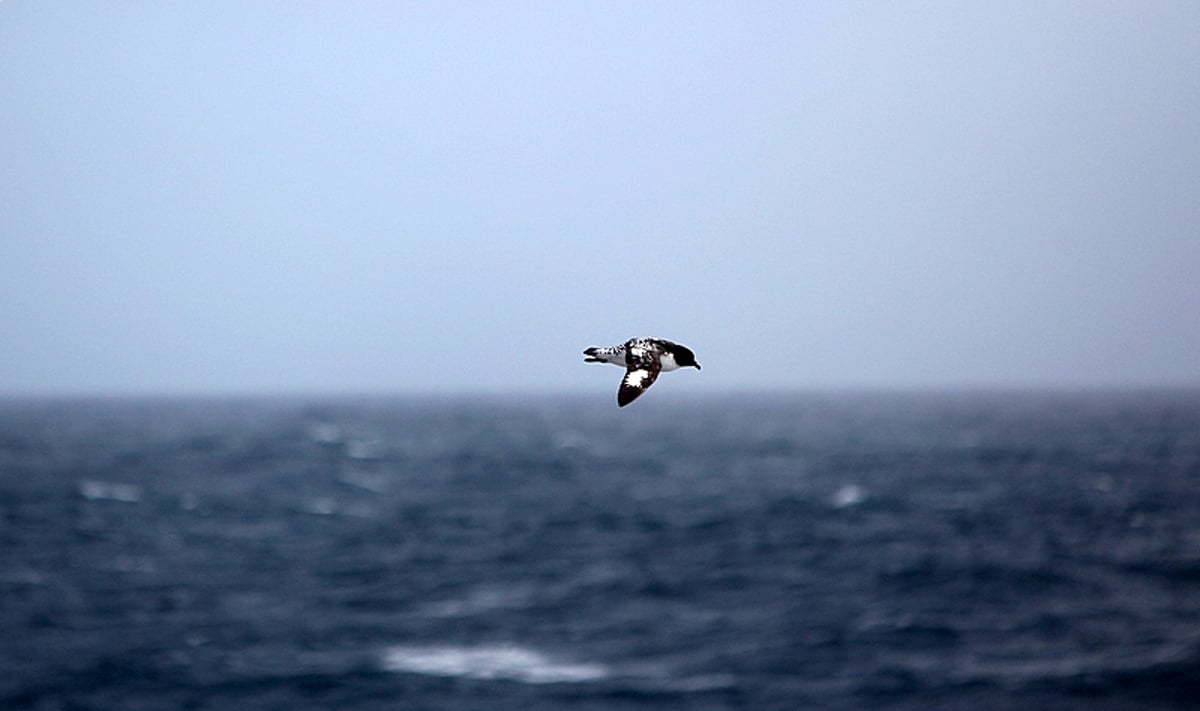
[583,337,701,407]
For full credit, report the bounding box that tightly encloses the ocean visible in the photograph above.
[1,392,1198,710]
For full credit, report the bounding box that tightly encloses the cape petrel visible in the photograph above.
[583,337,701,407]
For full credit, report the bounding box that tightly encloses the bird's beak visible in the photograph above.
[694,364,702,370]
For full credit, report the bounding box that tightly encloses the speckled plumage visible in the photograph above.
[583,338,701,407]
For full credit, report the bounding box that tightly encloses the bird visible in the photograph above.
[583,337,701,407]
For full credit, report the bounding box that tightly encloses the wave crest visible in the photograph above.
[380,644,608,684]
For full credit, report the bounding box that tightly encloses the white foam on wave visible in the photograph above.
[78,480,143,503]
[380,644,608,684]
[831,484,865,508]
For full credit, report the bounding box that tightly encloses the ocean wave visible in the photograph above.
[416,583,539,618]
[78,480,143,503]
[380,644,609,684]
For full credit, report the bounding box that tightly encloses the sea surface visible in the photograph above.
[1,392,1199,710]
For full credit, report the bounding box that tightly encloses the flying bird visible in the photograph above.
[583,337,701,407]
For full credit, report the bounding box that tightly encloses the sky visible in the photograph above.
[2,2,1198,395]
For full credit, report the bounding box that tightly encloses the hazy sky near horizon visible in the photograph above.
[3,2,1198,395]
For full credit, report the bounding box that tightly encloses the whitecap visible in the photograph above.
[831,484,865,508]
[380,644,608,684]
[78,480,143,503]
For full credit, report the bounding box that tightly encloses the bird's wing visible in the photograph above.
[611,339,666,406]
[618,366,660,406]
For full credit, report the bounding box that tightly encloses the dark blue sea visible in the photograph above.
[2,392,1199,710]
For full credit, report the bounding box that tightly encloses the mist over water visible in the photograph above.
[2,392,1199,709]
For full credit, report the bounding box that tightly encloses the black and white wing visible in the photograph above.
[617,340,662,407]
[618,366,660,406]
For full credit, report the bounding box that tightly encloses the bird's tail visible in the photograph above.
[583,346,620,364]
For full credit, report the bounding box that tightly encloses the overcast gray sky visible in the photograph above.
[3,2,1198,395]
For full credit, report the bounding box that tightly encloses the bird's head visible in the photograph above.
[672,344,701,370]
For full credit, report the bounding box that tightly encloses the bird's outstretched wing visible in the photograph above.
[618,343,663,407]
[618,366,660,406]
